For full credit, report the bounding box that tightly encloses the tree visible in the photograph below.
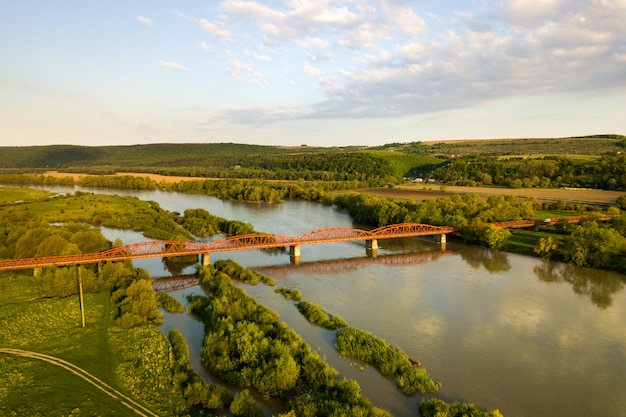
[229,390,264,417]
[564,222,626,267]
[535,237,559,260]
[482,225,511,250]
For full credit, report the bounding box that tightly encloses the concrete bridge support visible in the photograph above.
[438,234,447,251]
[366,239,378,258]
[201,253,211,267]
[289,245,301,265]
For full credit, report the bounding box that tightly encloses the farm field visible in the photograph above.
[356,184,624,205]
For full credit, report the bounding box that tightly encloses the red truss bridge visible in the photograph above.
[0,217,607,272]
[0,223,455,271]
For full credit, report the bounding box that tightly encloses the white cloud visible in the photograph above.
[500,0,566,24]
[159,61,190,71]
[183,0,626,121]
[223,50,268,85]
[300,37,333,62]
[136,16,153,26]
[199,18,232,41]
[339,22,393,50]
[245,49,271,61]
[199,42,212,53]
[380,0,427,38]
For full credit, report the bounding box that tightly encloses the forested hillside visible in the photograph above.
[1,136,625,189]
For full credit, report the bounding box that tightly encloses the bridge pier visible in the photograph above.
[366,239,378,258]
[201,253,211,267]
[438,234,447,251]
[289,245,301,265]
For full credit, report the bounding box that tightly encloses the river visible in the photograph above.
[36,186,626,417]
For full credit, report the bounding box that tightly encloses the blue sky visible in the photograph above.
[1,0,625,147]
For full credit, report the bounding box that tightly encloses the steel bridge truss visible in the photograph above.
[0,223,456,271]
[2,217,590,272]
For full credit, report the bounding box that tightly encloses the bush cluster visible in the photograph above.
[335,327,439,395]
[168,330,231,411]
[274,287,302,300]
[190,263,391,416]
[419,398,503,417]
[296,301,348,330]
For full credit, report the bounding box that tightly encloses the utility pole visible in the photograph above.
[78,267,85,328]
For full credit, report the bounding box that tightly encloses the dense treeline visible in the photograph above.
[334,193,536,228]
[180,208,256,237]
[424,154,626,190]
[189,265,391,416]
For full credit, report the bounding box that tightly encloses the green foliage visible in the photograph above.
[112,278,163,327]
[534,236,559,260]
[168,329,231,410]
[296,301,348,329]
[335,327,439,395]
[428,153,626,191]
[214,259,275,285]
[563,221,626,268]
[419,398,504,417]
[190,264,389,415]
[275,287,302,300]
[617,195,626,210]
[0,191,192,241]
[156,292,186,313]
[334,192,534,228]
[230,390,264,417]
[482,225,512,250]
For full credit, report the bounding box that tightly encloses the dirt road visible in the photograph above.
[0,348,159,417]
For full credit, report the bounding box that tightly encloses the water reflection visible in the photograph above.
[252,251,453,277]
[458,247,511,273]
[534,261,626,308]
[161,255,199,276]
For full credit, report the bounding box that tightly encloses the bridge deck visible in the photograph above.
[0,217,605,271]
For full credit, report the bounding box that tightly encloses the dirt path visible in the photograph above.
[0,348,159,417]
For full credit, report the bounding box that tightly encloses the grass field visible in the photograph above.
[0,273,187,416]
[0,187,55,204]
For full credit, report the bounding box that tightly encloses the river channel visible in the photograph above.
[36,186,626,417]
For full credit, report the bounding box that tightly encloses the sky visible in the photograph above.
[1,0,625,147]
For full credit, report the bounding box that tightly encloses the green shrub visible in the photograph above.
[275,287,302,300]
[335,327,438,395]
[296,301,348,329]
[157,292,186,313]
[419,398,503,417]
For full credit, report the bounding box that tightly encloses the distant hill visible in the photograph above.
[1,136,623,186]
[373,135,626,156]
